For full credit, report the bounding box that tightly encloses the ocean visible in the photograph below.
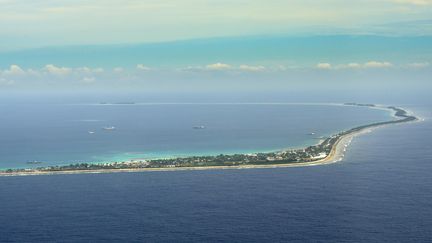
[0,102,392,169]
[0,95,431,242]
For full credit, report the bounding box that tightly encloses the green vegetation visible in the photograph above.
[0,104,417,175]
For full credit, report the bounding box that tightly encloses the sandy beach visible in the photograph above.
[0,123,393,176]
[0,105,419,177]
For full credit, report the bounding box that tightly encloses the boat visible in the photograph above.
[103,126,116,130]
[26,161,43,165]
[193,125,206,129]
[308,132,316,135]
[88,131,95,134]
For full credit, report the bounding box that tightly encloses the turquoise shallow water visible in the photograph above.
[0,104,430,242]
[0,103,393,169]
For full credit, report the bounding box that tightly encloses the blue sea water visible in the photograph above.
[0,96,431,242]
[0,102,392,169]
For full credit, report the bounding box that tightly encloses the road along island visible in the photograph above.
[0,103,418,176]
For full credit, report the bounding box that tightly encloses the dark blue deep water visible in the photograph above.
[0,101,431,242]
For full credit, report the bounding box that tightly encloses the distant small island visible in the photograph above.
[99,102,135,105]
[0,103,418,176]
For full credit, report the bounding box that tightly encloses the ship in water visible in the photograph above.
[102,126,116,131]
[193,125,206,129]
[26,161,43,165]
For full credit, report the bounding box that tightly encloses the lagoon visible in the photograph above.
[0,102,393,169]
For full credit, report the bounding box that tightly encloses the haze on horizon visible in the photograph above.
[0,0,431,94]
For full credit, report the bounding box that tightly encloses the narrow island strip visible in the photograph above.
[0,103,419,176]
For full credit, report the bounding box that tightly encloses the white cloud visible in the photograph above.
[76,67,104,73]
[1,65,106,79]
[316,63,332,69]
[44,64,71,75]
[206,63,232,70]
[239,65,266,72]
[407,62,430,68]
[317,61,393,70]
[2,64,26,76]
[345,63,362,69]
[136,64,151,71]
[364,61,393,68]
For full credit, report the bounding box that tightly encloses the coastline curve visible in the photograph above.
[0,103,419,176]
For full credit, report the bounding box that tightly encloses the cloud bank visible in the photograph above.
[316,61,395,70]
[0,60,430,89]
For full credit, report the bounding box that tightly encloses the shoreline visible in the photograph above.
[0,104,419,177]
[0,128,379,176]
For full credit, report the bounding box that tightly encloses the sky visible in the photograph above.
[1,0,432,49]
[0,0,431,93]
